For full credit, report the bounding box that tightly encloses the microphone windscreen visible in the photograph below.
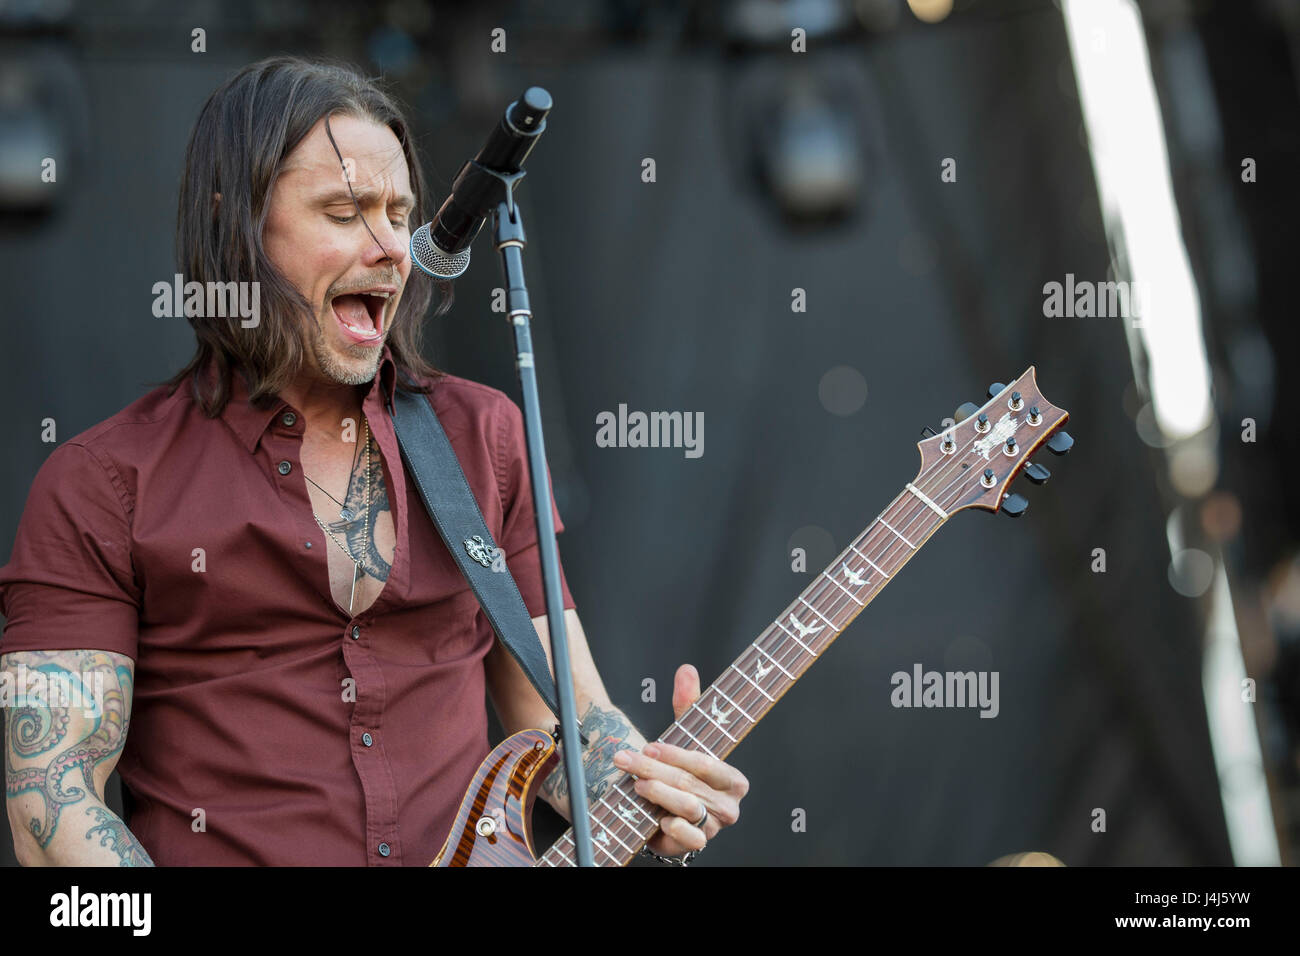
[410,222,472,279]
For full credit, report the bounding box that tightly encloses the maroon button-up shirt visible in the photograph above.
[0,345,575,865]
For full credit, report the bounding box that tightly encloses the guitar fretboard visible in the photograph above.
[536,477,955,867]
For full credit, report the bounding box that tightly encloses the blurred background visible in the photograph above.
[1,0,1296,866]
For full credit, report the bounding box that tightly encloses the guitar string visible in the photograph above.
[546,419,1037,867]
[544,402,1051,865]
[540,487,947,866]
[544,408,1047,866]
[671,402,1046,750]
[661,411,1040,761]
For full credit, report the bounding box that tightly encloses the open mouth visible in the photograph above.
[330,289,393,345]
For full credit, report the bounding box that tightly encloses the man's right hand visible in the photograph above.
[3,648,153,866]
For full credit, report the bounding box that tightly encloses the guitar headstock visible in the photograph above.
[914,366,1071,517]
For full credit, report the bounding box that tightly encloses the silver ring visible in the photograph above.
[694,803,709,828]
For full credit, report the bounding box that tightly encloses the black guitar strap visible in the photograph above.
[388,384,579,740]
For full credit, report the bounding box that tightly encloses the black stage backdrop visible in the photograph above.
[0,0,1237,866]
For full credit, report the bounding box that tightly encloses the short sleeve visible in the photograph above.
[494,395,577,618]
[0,443,141,660]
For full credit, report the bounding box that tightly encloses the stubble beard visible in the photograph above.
[307,307,386,386]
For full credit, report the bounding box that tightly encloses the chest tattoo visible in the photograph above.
[317,428,393,582]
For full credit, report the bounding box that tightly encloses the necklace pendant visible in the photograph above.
[348,562,359,614]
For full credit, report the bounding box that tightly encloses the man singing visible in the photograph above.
[0,56,747,866]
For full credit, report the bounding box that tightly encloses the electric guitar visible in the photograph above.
[430,366,1072,866]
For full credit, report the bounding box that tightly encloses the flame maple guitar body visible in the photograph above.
[430,729,559,866]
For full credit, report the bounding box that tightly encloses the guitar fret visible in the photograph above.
[591,817,635,855]
[689,699,738,744]
[878,517,914,549]
[599,791,658,828]
[526,372,1072,865]
[800,596,836,629]
[774,619,818,657]
[711,686,754,724]
[595,794,640,832]
[559,832,618,868]
[667,722,718,758]
[750,642,797,679]
[622,794,659,828]
[905,481,948,519]
[823,570,866,605]
[730,663,776,702]
[848,543,889,578]
[587,831,620,865]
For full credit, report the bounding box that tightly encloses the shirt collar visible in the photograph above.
[213,344,399,453]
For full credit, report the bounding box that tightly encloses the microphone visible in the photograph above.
[410,87,552,279]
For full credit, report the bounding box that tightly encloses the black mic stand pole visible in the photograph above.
[457,160,595,867]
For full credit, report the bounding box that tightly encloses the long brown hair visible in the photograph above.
[162,55,448,414]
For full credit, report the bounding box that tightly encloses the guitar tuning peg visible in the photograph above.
[920,425,938,438]
[987,382,1007,400]
[1046,430,1074,455]
[955,401,980,420]
[1000,492,1029,517]
[1024,462,1050,485]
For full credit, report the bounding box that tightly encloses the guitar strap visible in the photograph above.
[388,384,580,740]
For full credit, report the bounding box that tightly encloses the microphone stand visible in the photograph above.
[462,161,595,867]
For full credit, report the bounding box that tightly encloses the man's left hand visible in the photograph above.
[612,663,750,860]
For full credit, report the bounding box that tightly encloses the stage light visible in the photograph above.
[764,82,862,222]
[725,0,854,44]
[0,96,63,211]
[1067,0,1280,869]
[0,47,84,216]
[1062,0,1214,443]
[906,0,953,24]
[1165,509,1282,866]
[987,852,1065,866]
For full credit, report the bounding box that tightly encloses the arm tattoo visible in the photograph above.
[85,805,154,866]
[540,702,639,807]
[4,650,133,850]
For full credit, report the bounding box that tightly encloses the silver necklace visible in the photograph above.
[306,418,371,614]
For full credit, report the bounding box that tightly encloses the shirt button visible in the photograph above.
[281,412,297,427]
[277,460,292,475]
[362,733,373,747]
[378,843,391,857]
[351,625,360,640]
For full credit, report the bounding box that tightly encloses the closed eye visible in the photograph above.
[329,214,409,228]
